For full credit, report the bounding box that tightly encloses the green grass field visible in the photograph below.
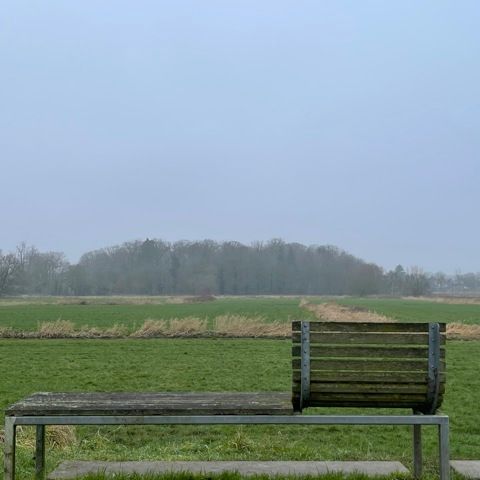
[333,297,480,325]
[1,296,480,480]
[1,337,480,479]
[0,297,314,332]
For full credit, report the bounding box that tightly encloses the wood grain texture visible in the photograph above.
[292,382,445,394]
[6,392,293,416]
[292,370,446,384]
[292,345,445,359]
[292,358,445,372]
[292,332,446,345]
[292,321,446,333]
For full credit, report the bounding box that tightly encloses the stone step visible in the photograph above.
[48,460,408,479]
[451,461,480,479]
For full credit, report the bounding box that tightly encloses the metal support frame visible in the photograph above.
[439,420,450,480]
[427,322,441,414]
[300,321,310,409]
[4,414,450,480]
[4,416,15,480]
[35,425,45,480]
[413,424,422,479]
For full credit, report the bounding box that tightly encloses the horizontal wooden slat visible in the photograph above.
[292,382,445,394]
[292,371,446,384]
[292,321,446,333]
[306,392,428,403]
[292,345,445,359]
[292,332,445,345]
[292,358,443,372]
[291,394,437,408]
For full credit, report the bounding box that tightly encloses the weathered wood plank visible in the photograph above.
[292,371,446,384]
[292,321,446,333]
[6,392,293,416]
[292,345,445,359]
[292,358,442,371]
[307,392,427,403]
[292,332,445,345]
[291,393,433,409]
[292,382,445,394]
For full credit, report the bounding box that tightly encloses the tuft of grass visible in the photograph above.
[130,319,169,337]
[169,318,208,336]
[38,320,76,337]
[0,326,19,338]
[227,428,255,452]
[215,315,289,338]
[130,317,208,338]
[16,425,77,449]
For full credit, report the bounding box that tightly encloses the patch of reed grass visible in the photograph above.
[215,315,289,337]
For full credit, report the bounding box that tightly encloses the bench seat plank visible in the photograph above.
[6,392,293,416]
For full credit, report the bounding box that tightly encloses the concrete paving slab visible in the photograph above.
[451,461,480,479]
[48,460,408,479]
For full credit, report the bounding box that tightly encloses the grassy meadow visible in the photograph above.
[1,296,480,479]
[334,297,480,325]
[0,297,314,333]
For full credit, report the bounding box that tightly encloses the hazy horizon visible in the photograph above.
[2,2,479,274]
[1,236,477,276]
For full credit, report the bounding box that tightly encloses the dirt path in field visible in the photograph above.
[299,299,480,340]
[299,298,393,322]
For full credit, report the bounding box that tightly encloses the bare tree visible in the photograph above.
[0,250,19,296]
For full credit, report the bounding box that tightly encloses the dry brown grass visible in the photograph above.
[447,323,480,340]
[0,315,292,338]
[35,320,130,338]
[215,315,290,337]
[130,319,169,337]
[169,318,208,335]
[300,299,393,323]
[0,326,22,338]
[131,318,208,337]
[16,425,76,450]
[38,320,76,337]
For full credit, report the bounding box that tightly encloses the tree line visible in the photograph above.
[0,239,478,297]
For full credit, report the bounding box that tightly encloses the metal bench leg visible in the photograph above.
[35,425,46,480]
[439,420,450,480]
[4,416,16,480]
[413,424,422,479]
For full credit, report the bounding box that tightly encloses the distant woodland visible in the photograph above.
[0,239,478,297]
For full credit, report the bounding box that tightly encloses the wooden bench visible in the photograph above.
[4,321,449,480]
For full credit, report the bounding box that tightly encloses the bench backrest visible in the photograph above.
[292,321,446,414]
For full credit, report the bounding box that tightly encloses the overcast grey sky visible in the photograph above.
[1,1,479,273]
